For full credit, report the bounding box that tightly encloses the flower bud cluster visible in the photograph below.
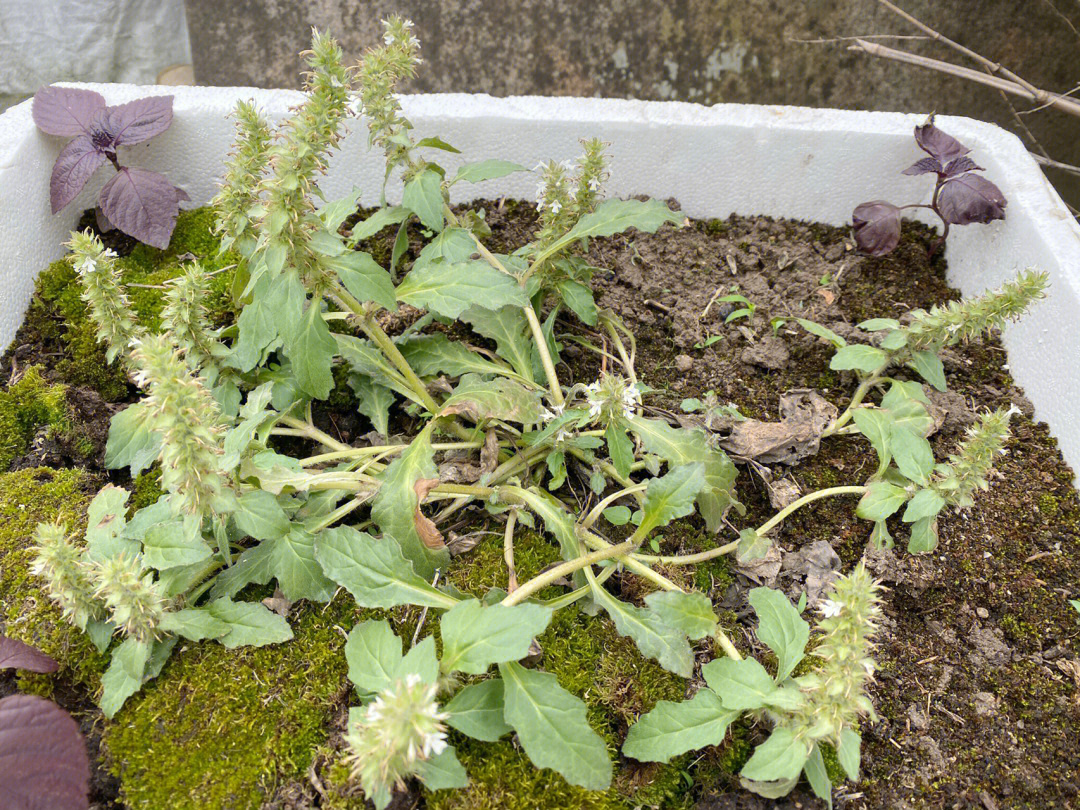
[92,553,166,644]
[790,564,883,746]
[161,262,218,373]
[931,407,1014,509]
[533,159,575,249]
[212,101,272,256]
[67,230,143,364]
[585,373,641,423]
[355,17,422,174]
[901,270,1047,351]
[129,334,231,517]
[30,521,102,631]
[572,138,609,216]
[344,673,449,798]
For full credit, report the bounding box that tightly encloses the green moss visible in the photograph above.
[1036,493,1059,517]
[104,595,361,810]
[130,468,164,511]
[0,365,84,469]
[0,466,105,687]
[30,207,238,401]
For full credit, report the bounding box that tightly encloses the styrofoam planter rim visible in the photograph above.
[1,84,1078,478]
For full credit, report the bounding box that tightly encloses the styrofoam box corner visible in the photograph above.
[2,86,1079,476]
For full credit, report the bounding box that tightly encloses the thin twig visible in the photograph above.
[789,34,929,44]
[504,510,519,593]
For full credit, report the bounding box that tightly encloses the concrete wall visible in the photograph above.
[184,0,1080,206]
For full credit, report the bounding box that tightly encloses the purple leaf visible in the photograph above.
[49,136,107,214]
[0,636,59,674]
[32,86,105,137]
[943,156,981,178]
[852,201,903,256]
[98,168,180,249]
[0,694,89,810]
[102,96,174,146]
[937,174,1007,225]
[902,157,943,176]
[914,117,970,164]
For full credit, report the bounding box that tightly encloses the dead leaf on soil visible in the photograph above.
[413,478,446,550]
[261,588,293,617]
[720,389,837,465]
[480,430,500,476]
[782,539,840,605]
[735,541,782,587]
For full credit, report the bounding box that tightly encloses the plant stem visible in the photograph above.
[578,528,680,591]
[523,303,565,407]
[299,440,487,467]
[822,373,883,437]
[502,536,639,606]
[504,510,519,593]
[279,415,352,452]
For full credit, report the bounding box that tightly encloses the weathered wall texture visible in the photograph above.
[184,0,1080,204]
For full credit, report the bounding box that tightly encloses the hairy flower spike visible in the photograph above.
[212,100,272,255]
[161,262,218,373]
[572,137,609,216]
[534,160,575,249]
[585,373,640,423]
[91,554,166,643]
[129,334,232,516]
[356,16,423,175]
[30,521,102,631]
[344,674,449,799]
[67,230,143,364]
[932,407,1014,508]
[901,270,1047,351]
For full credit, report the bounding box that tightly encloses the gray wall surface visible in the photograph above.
[185,0,1080,205]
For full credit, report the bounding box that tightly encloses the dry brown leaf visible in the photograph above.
[720,389,837,465]
[480,430,500,476]
[412,478,445,550]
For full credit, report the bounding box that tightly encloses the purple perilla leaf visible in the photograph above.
[902,157,942,176]
[852,201,902,256]
[0,694,90,810]
[49,136,108,213]
[914,117,970,164]
[102,96,174,146]
[32,86,105,137]
[99,168,182,249]
[937,174,1007,225]
[0,636,59,674]
[943,156,981,178]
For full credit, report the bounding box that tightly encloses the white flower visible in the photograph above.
[383,31,395,45]
[74,256,97,276]
[540,403,565,423]
[549,200,562,215]
[402,19,414,28]
[818,598,843,618]
[587,177,600,191]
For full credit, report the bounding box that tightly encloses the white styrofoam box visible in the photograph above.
[1,85,1078,474]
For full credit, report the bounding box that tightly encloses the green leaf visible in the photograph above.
[462,305,536,382]
[644,591,717,639]
[639,463,706,534]
[440,374,542,425]
[440,599,553,674]
[100,637,150,718]
[890,424,935,484]
[605,421,633,479]
[857,318,901,331]
[157,608,230,642]
[402,167,445,232]
[602,506,631,526]
[351,206,408,242]
[498,661,613,790]
[209,538,275,600]
[870,520,893,549]
[234,489,291,540]
[804,744,834,809]
[740,726,811,782]
[412,228,476,271]
[204,599,294,648]
[371,427,451,577]
[349,375,395,436]
[286,301,337,400]
[545,199,682,258]
[314,526,458,610]
[880,329,909,350]
[856,482,909,521]
[557,279,598,326]
[796,318,847,348]
[84,485,135,561]
[269,529,336,602]
[344,619,405,694]
[397,261,528,319]
[444,679,513,741]
[702,656,779,711]
[748,587,809,682]
[622,689,737,763]
[736,528,771,563]
[416,745,470,791]
[415,135,460,153]
[591,587,694,677]
[852,408,892,470]
[627,417,740,532]
[830,344,889,374]
[317,190,360,231]
[397,334,511,380]
[503,487,580,561]
[104,402,162,476]
[908,349,947,392]
[907,516,939,553]
[837,728,861,781]
[739,776,799,799]
[325,250,397,310]
[452,159,528,185]
[141,520,212,570]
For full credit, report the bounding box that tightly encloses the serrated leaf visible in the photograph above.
[348,374,395,435]
[462,305,536,382]
[748,587,809,682]
[856,481,909,521]
[644,591,717,639]
[702,656,778,711]
[344,619,405,694]
[157,608,230,641]
[412,228,476,271]
[314,526,458,610]
[557,279,598,326]
[234,489,291,540]
[371,428,450,577]
[837,728,861,780]
[204,599,293,648]
[796,318,847,348]
[890,424,935,484]
[902,487,945,522]
[804,744,834,809]
[543,198,682,259]
[592,588,694,677]
[498,661,613,790]
[440,599,553,675]
[269,529,336,602]
[444,679,513,741]
[852,408,892,471]
[416,745,469,791]
[142,520,212,570]
[397,333,511,380]
[453,159,528,184]
[84,485,136,561]
[830,344,889,374]
[104,401,162,477]
[99,637,150,718]
[325,249,397,310]
[397,261,528,318]
[639,463,706,534]
[440,374,542,424]
[740,726,811,782]
[402,167,445,232]
[622,688,737,763]
[605,421,633,479]
[908,349,947,392]
[351,206,409,241]
[284,300,337,400]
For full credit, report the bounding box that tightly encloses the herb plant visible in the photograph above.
[29,20,1048,808]
[852,115,1007,257]
[32,85,185,248]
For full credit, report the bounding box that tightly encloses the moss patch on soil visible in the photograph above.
[0,365,86,469]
